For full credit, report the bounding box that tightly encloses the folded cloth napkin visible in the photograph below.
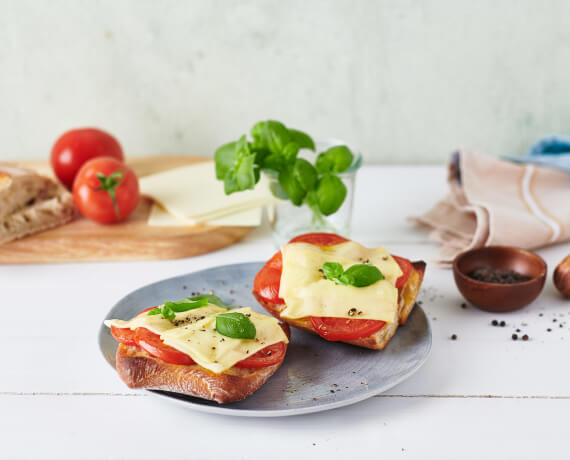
[411,150,570,265]
[503,135,570,173]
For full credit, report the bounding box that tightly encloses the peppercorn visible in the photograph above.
[522,334,529,341]
[500,321,506,327]
[451,334,457,340]
[492,320,498,326]
[461,303,467,309]
[547,328,552,332]
[512,334,518,340]
[516,329,521,333]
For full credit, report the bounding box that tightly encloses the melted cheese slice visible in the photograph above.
[104,305,227,336]
[279,242,403,323]
[161,307,289,374]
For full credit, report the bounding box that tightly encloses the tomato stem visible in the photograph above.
[96,171,123,219]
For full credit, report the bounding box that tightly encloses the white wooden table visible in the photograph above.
[2,166,569,460]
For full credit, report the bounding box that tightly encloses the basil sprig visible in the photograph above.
[322,262,384,288]
[147,294,228,320]
[215,312,256,340]
[214,120,354,217]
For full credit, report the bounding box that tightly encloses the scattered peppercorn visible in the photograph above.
[547,328,552,332]
[516,329,521,333]
[461,303,467,309]
[500,321,506,327]
[512,334,518,340]
[492,320,498,326]
[451,334,457,340]
[560,324,563,328]
[522,334,529,341]
[539,313,543,317]
[553,318,558,322]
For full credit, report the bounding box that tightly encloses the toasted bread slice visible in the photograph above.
[115,343,285,404]
[0,164,76,244]
[253,261,426,350]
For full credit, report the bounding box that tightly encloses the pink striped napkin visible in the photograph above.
[411,150,570,264]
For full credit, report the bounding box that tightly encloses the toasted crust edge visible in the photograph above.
[115,342,286,404]
[253,260,426,351]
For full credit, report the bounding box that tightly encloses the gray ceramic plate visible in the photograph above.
[99,262,431,417]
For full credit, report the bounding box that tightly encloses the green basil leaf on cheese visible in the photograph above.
[322,262,384,288]
[215,312,256,339]
[187,294,228,309]
[147,307,162,315]
[341,264,384,287]
[322,262,345,284]
[164,297,209,312]
[161,304,176,320]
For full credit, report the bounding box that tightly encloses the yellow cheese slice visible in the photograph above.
[279,242,403,323]
[104,305,227,336]
[139,162,274,224]
[148,203,262,227]
[161,307,289,374]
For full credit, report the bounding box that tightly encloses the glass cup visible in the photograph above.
[266,139,362,247]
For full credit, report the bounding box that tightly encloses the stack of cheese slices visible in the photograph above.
[140,162,274,227]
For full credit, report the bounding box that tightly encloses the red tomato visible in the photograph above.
[310,317,386,341]
[134,327,195,366]
[110,325,137,346]
[51,128,124,189]
[234,342,287,368]
[393,255,412,289]
[73,157,139,224]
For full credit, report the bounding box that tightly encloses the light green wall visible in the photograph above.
[1,0,569,163]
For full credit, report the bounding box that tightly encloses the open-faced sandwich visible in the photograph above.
[253,233,426,350]
[104,295,290,404]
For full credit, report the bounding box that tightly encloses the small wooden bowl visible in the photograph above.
[453,246,547,312]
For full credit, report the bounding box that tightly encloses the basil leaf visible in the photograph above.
[341,264,384,287]
[293,158,317,192]
[289,129,315,151]
[322,262,384,287]
[215,312,256,339]
[315,145,354,174]
[316,174,347,216]
[161,304,176,320]
[278,166,307,206]
[221,136,257,195]
[147,307,162,316]
[214,141,237,180]
[282,142,300,164]
[164,297,208,312]
[188,294,228,309]
[322,262,344,284]
[251,120,291,155]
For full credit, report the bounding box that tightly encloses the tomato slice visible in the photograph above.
[289,232,349,246]
[392,255,412,289]
[234,342,287,369]
[134,327,195,366]
[309,317,386,341]
[110,325,137,346]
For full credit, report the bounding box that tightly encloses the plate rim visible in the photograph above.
[99,261,432,417]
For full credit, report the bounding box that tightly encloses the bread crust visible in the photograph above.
[0,165,76,244]
[253,261,426,350]
[115,338,288,404]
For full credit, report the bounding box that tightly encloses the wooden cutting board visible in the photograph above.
[0,155,252,264]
